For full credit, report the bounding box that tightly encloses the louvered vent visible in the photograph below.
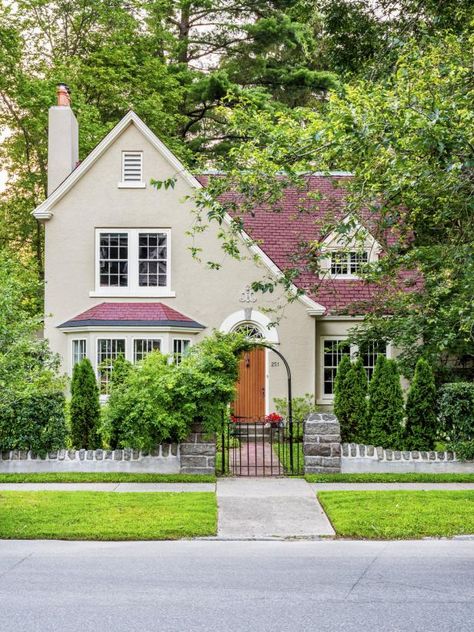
[122,151,143,183]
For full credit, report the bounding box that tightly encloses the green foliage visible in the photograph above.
[0,390,67,455]
[105,354,133,449]
[274,393,316,441]
[334,356,368,443]
[438,382,474,444]
[449,441,474,462]
[403,358,438,450]
[366,356,404,448]
[0,251,65,453]
[105,332,250,451]
[70,359,101,449]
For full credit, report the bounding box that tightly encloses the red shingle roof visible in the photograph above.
[197,174,394,314]
[59,302,204,329]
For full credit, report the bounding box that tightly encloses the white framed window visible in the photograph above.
[94,228,172,297]
[119,151,145,188]
[72,339,87,368]
[97,338,126,394]
[359,341,387,382]
[320,337,388,399]
[133,338,162,362]
[173,338,191,364]
[330,251,368,276]
[322,338,351,396]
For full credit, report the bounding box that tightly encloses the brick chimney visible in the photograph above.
[47,83,78,195]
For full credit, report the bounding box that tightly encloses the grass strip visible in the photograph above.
[318,490,474,539]
[0,491,217,540]
[305,472,474,483]
[0,472,216,484]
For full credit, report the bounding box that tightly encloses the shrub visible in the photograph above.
[334,356,368,443]
[367,356,404,448]
[449,441,474,461]
[105,354,133,449]
[104,332,250,450]
[70,358,101,449]
[273,393,316,440]
[0,390,67,454]
[438,382,474,443]
[403,358,438,450]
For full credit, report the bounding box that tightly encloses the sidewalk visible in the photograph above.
[216,477,335,539]
[0,482,215,492]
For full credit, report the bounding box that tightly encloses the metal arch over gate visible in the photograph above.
[220,343,304,476]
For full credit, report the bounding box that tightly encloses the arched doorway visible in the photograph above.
[232,323,266,420]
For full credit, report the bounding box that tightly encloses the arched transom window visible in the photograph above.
[233,322,264,340]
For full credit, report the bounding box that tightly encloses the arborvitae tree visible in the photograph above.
[70,358,101,449]
[347,357,369,443]
[107,354,133,449]
[333,355,352,436]
[334,356,368,442]
[404,357,437,450]
[367,356,404,448]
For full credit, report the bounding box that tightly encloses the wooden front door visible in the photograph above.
[233,348,266,420]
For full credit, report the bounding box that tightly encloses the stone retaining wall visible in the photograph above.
[0,445,180,473]
[342,443,474,473]
[303,413,342,474]
[0,423,217,475]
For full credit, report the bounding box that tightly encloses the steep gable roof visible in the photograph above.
[33,111,202,221]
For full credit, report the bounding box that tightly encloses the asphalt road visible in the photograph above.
[1,539,473,632]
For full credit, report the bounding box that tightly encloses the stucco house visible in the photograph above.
[33,85,391,418]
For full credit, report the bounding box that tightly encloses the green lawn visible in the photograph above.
[318,490,474,539]
[305,472,474,483]
[0,472,216,484]
[0,491,217,540]
[273,441,304,475]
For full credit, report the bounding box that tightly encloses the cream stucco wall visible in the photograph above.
[44,121,319,411]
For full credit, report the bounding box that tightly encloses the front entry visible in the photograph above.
[233,347,265,420]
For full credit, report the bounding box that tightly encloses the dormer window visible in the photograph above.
[330,251,368,276]
[118,151,145,188]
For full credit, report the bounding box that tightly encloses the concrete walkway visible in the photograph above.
[0,483,215,493]
[309,482,474,491]
[217,477,335,539]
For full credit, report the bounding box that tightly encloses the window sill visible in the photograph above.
[89,290,176,298]
[117,182,146,189]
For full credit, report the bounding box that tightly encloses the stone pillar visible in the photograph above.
[303,413,341,474]
[180,423,216,475]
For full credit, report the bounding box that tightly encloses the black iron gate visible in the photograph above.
[219,417,304,476]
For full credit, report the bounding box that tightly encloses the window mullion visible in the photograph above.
[129,230,138,293]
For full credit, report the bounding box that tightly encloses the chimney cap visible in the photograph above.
[56,83,71,107]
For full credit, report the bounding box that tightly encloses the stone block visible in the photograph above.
[161,444,170,457]
[402,451,411,460]
[350,444,357,457]
[49,451,58,460]
[68,450,76,460]
[331,444,341,457]
[306,413,338,422]
[428,451,436,460]
[105,450,113,460]
[412,451,420,460]
[180,443,215,456]
[420,451,428,460]
[359,444,366,457]
[170,443,178,456]
[95,449,103,460]
[79,449,85,460]
[11,450,20,460]
[394,451,401,460]
[318,434,342,444]
[132,450,139,460]
[86,450,93,460]
[19,450,29,460]
[437,452,445,460]
[58,449,66,461]
[304,443,331,457]
[114,450,123,460]
[305,422,340,436]
[447,452,454,461]
[180,455,208,468]
[124,448,132,461]
[1,451,10,460]
[386,449,393,461]
[342,443,349,456]
[367,445,375,457]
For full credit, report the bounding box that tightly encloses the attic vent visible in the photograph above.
[119,151,145,188]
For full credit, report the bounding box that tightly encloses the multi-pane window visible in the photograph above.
[323,339,351,395]
[97,339,126,394]
[138,233,167,287]
[72,339,86,367]
[96,229,170,294]
[360,341,387,382]
[173,339,190,364]
[99,233,128,287]
[330,251,368,276]
[133,338,161,362]
[121,151,143,184]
